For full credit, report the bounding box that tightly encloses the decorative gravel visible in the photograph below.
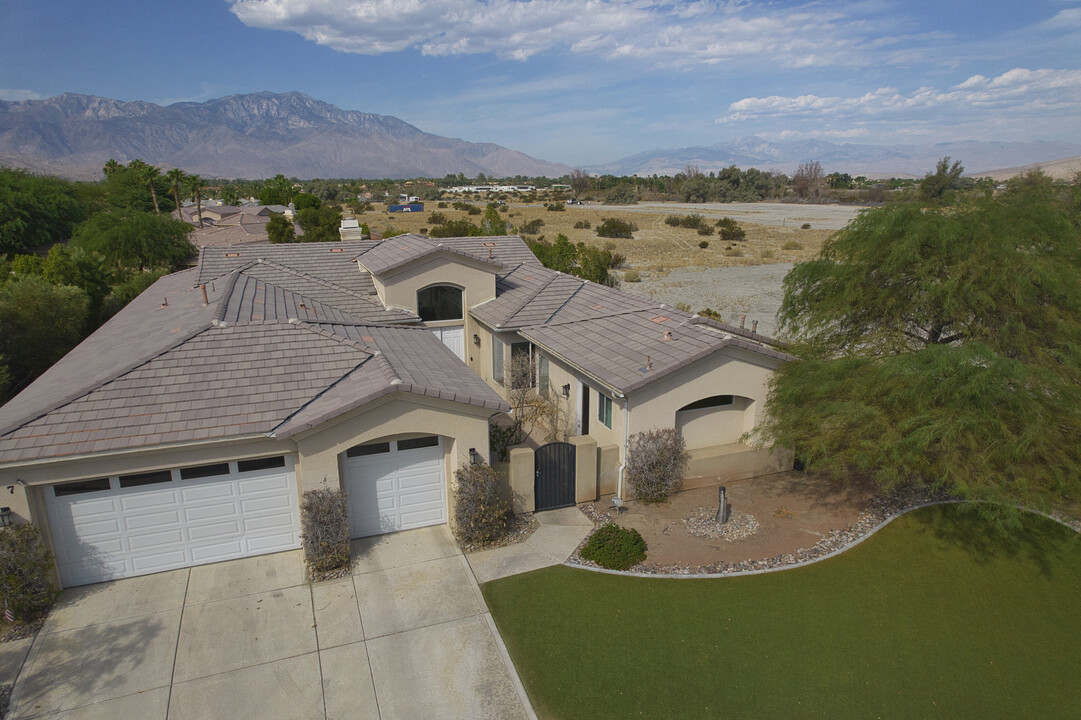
[572,485,956,575]
[682,507,759,542]
[0,683,10,720]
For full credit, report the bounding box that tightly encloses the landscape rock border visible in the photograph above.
[569,488,1080,579]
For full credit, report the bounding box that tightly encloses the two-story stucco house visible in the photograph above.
[0,235,790,588]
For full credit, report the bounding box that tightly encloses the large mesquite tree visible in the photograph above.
[756,173,1081,515]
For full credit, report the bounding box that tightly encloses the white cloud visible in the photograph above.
[717,68,1081,127]
[0,89,43,101]
[227,0,894,68]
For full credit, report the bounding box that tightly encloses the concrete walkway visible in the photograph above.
[6,525,535,720]
[466,507,593,584]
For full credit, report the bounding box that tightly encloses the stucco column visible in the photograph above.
[508,446,535,514]
[570,436,598,503]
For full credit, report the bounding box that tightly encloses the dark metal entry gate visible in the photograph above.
[534,442,576,512]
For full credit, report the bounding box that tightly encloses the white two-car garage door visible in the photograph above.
[44,456,300,587]
[343,436,446,538]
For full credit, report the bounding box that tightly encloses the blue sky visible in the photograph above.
[2,0,1079,165]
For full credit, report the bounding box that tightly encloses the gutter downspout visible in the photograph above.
[616,393,629,500]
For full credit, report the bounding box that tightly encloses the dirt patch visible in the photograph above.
[584,471,878,569]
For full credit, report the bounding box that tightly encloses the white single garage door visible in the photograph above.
[431,326,465,361]
[44,456,300,587]
[343,436,446,538]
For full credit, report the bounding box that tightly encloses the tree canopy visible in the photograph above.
[757,174,1081,517]
[0,168,88,255]
[71,211,195,272]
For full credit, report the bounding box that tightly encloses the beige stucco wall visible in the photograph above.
[675,397,753,448]
[292,392,494,496]
[629,345,782,448]
[365,253,497,314]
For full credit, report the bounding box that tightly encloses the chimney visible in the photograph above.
[739,313,746,329]
[752,320,758,333]
[488,247,492,259]
[200,284,209,306]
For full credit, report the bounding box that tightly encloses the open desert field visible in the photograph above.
[356,200,863,274]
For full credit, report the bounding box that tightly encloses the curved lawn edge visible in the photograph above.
[565,501,1081,580]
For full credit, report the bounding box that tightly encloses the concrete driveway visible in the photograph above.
[7,525,533,720]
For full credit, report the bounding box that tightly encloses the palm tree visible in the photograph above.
[187,174,206,228]
[166,168,187,218]
[129,159,162,215]
[103,158,122,178]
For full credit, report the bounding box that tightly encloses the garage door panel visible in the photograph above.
[123,510,182,531]
[46,458,300,587]
[345,438,446,538]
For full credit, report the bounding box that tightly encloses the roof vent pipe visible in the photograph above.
[200,284,209,306]
[739,313,746,329]
[752,320,758,333]
[161,297,168,308]
[488,247,493,259]
[647,355,652,370]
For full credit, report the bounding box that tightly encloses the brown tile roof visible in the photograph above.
[195,241,379,293]
[355,234,502,276]
[519,309,794,396]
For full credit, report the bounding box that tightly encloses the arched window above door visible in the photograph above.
[417,285,463,321]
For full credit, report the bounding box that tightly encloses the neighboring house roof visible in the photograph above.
[195,241,379,293]
[356,234,502,276]
[520,309,793,396]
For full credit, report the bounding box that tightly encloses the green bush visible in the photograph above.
[580,524,646,570]
[697,226,714,236]
[623,268,641,282]
[574,220,591,229]
[427,211,447,225]
[0,524,58,620]
[300,487,351,576]
[519,218,545,235]
[698,240,710,248]
[596,218,638,239]
[603,186,639,205]
[716,216,746,242]
[454,462,511,546]
[545,202,566,211]
[625,428,689,503]
[782,240,803,250]
[800,223,812,230]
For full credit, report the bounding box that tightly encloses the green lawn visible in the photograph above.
[483,505,1081,719]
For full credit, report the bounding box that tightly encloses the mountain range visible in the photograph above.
[0,92,571,181]
[598,137,1081,179]
[1,91,1078,181]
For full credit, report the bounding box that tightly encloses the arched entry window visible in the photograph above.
[417,285,463,322]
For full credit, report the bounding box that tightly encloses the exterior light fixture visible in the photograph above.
[469,448,479,464]
[473,334,480,347]
[562,384,571,398]
[0,508,11,527]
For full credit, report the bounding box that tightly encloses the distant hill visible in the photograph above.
[973,155,1081,181]
[594,137,1081,178]
[0,92,572,180]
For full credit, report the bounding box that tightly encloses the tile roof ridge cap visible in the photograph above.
[501,268,566,324]
[0,323,216,439]
[690,315,782,345]
[288,321,377,353]
[268,356,380,438]
[536,273,589,325]
[212,270,243,323]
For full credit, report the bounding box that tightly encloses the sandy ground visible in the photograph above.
[620,263,793,338]
[600,472,878,567]
[610,201,865,230]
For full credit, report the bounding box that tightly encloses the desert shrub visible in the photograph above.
[699,307,723,320]
[596,218,637,239]
[467,205,482,216]
[716,216,746,242]
[0,524,57,620]
[427,211,447,225]
[761,248,775,259]
[697,226,713,236]
[454,462,511,545]
[675,302,691,311]
[625,428,689,503]
[301,487,351,576]
[724,246,745,257]
[782,240,803,250]
[801,223,812,229]
[437,201,448,208]
[545,202,566,211]
[574,220,591,229]
[623,268,641,282]
[603,185,639,205]
[429,219,481,237]
[698,240,710,249]
[664,215,683,227]
[519,218,545,235]
[580,524,646,570]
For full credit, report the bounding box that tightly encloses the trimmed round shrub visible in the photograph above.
[580,524,646,570]
[454,462,510,546]
[698,240,710,248]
